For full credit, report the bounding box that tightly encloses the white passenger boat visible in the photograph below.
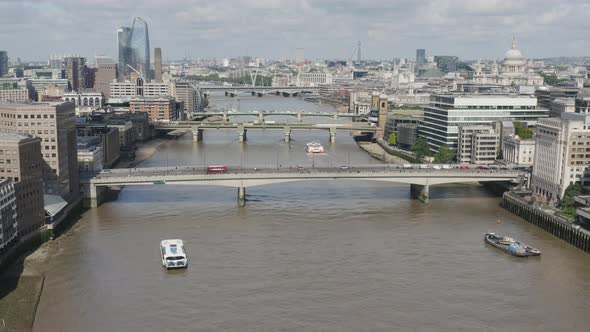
[160,239,188,269]
[305,142,324,153]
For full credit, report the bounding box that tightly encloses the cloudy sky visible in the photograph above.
[1,0,589,62]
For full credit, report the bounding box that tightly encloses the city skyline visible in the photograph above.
[1,0,589,61]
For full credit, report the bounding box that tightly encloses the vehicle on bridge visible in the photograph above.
[305,142,324,153]
[160,239,188,269]
[207,165,228,174]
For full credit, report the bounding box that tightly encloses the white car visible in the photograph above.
[403,164,413,169]
[419,164,430,169]
[433,165,442,170]
[442,164,452,169]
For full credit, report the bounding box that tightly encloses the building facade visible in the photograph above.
[457,126,499,164]
[94,56,117,98]
[0,51,8,77]
[0,133,44,236]
[0,103,79,202]
[129,96,177,122]
[503,135,535,166]
[63,56,88,92]
[110,79,170,99]
[532,113,590,202]
[0,178,17,253]
[77,136,103,173]
[421,94,548,153]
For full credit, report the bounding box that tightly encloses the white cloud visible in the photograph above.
[0,0,588,61]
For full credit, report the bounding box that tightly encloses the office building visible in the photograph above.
[117,26,133,79]
[0,51,7,77]
[532,113,590,202]
[397,124,419,150]
[118,18,151,79]
[421,94,548,153]
[154,48,162,82]
[295,71,332,87]
[0,103,79,202]
[550,98,575,117]
[416,49,426,64]
[503,135,535,166]
[172,81,203,113]
[110,78,170,99]
[575,89,590,114]
[0,133,44,236]
[433,56,458,73]
[76,123,120,168]
[94,56,117,98]
[129,96,177,122]
[63,56,88,92]
[457,126,499,164]
[0,79,29,103]
[77,136,103,173]
[0,178,17,252]
[535,86,579,110]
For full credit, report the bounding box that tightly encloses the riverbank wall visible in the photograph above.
[502,191,590,253]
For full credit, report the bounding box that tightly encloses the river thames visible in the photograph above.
[33,96,590,331]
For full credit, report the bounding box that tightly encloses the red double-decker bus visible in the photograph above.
[207,165,227,174]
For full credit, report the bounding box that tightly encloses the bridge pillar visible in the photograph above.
[297,113,303,122]
[223,113,228,122]
[329,127,337,144]
[284,126,291,143]
[258,112,264,120]
[333,114,338,120]
[257,92,263,97]
[238,126,247,143]
[251,91,256,96]
[89,184,98,208]
[225,91,228,96]
[192,126,203,142]
[410,184,430,203]
[238,187,246,207]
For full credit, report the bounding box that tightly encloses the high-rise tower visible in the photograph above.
[117,17,151,80]
[154,47,162,82]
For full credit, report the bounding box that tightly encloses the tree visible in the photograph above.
[434,145,455,163]
[514,121,534,140]
[388,133,397,145]
[412,137,431,160]
[559,183,584,209]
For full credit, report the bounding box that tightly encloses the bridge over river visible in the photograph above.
[155,121,377,143]
[85,165,524,208]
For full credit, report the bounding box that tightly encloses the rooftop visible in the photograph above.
[0,133,34,141]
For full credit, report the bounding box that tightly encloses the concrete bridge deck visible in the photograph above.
[155,121,377,143]
[86,165,523,207]
[190,111,366,121]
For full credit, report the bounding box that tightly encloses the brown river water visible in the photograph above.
[32,96,590,331]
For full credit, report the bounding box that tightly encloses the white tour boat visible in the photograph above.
[160,239,188,269]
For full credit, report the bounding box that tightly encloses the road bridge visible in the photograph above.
[190,111,367,122]
[155,121,377,143]
[198,86,319,98]
[85,165,524,208]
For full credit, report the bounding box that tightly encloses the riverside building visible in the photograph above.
[421,94,548,153]
[532,113,590,203]
[0,103,79,202]
[0,133,44,236]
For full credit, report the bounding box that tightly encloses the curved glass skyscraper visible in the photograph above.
[117,17,150,80]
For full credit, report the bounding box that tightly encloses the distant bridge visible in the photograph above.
[86,165,524,207]
[155,121,377,143]
[190,111,367,122]
[198,86,319,97]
